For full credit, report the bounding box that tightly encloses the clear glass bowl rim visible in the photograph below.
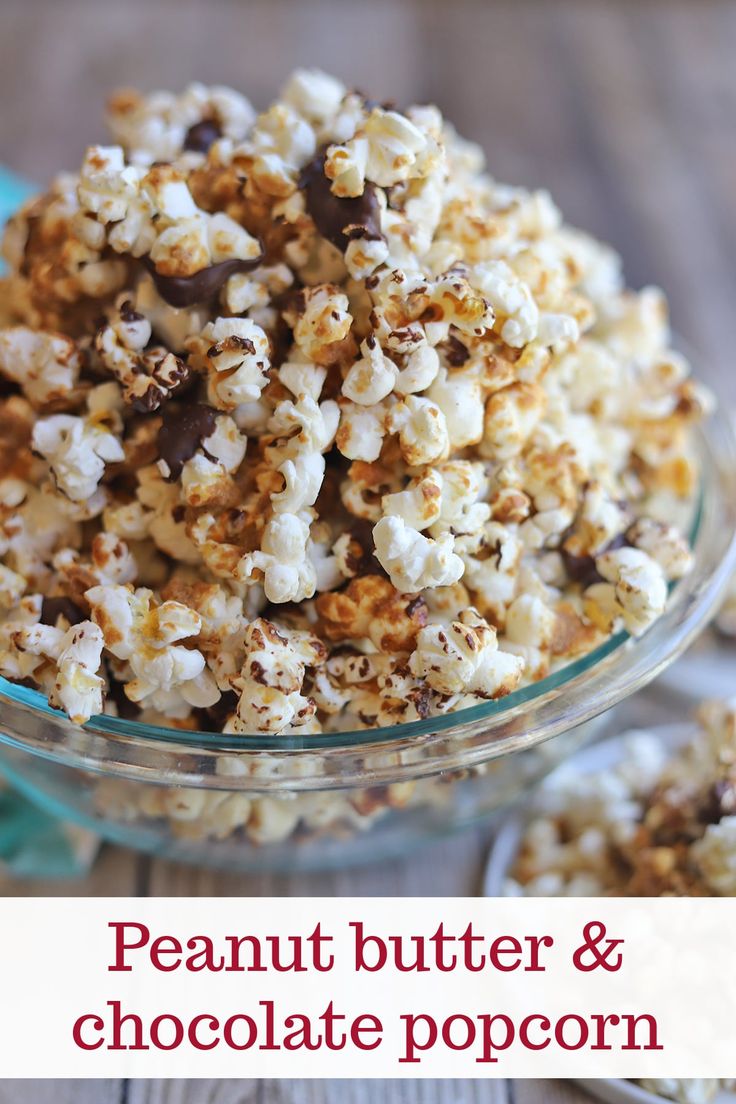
[0,408,735,791]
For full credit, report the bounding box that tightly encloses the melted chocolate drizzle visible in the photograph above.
[157,402,218,480]
[299,149,384,252]
[183,118,222,154]
[561,532,629,588]
[143,252,264,309]
[443,334,470,367]
[40,597,85,627]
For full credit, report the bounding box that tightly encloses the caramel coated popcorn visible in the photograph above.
[0,70,706,733]
[506,700,736,897]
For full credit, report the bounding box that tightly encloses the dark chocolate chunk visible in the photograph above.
[106,677,141,720]
[561,532,628,588]
[157,402,218,480]
[271,286,307,315]
[183,118,222,154]
[40,597,85,627]
[443,334,470,367]
[299,149,384,252]
[700,779,736,824]
[118,299,144,324]
[353,92,398,113]
[195,689,238,733]
[405,595,427,618]
[343,519,384,578]
[143,252,264,309]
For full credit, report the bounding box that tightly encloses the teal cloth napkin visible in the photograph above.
[0,165,100,878]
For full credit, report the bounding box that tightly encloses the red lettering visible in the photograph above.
[188,1014,220,1051]
[72,1014,104,1051]
[400,1013,437,1063]
[351,923,387,971]
[108,922,149,972]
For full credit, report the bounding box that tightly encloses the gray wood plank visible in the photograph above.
[514,1082,594,1104]
[128,1079,511,1104]
[0,1082,121,1104]
[128,1080,260,1104]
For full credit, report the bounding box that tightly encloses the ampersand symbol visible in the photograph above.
[572,921,624,972]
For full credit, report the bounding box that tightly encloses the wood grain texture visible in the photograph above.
[0,1082,121,1104]
[515,1083,595,1104]
[0,1080,592,1104]
[127,1079,512,1104]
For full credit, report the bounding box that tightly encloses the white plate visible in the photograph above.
[576,1080,735,1104]
[482,722,695,897]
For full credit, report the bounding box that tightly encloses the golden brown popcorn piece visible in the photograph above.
[316,574,427,654]
[550,601,602,659]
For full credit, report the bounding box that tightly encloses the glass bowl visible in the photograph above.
[0,411,734,873]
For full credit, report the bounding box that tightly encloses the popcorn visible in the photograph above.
[266,394,339,516]
[470,260,538,347]
[427,364,484,449]
[189,317,271,410]
[107,83,255,165]
[316,574,427,654]
[31,409,124,504]
[95,298,191,411]
[638,1081,728,1104]
[627,517,694,580]
[336,401,388,463]
[692,819,736,896]
[409,608,524,697]
[48,621,105,723]
[502,594,557,680]
[241,103,317,195]
[0,69,704,732]
[386,395,450,466]
[326,107,434,195]
[382,469,443,531]
[0,563,27,608]
[507,701,736,898]
[289,285,353,365]
[230,618,326,734]
[281,69,345,125]
[0,327,82,407]
[237,513,316,604]
[586,546,668,636]
[457,522,522,624]
[86,584,218,712]
[342,335,398,405]
[373,515,464,592]
[481,382,546,460]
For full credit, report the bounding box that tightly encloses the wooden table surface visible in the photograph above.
[0,1079,596,1104]
[0,0,734,1099]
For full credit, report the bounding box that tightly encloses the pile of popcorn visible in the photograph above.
[506,699,736,896]
[0,70,708,735]
[637,1080,734,1104]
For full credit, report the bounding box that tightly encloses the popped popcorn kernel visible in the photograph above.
[409,608,524,698]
